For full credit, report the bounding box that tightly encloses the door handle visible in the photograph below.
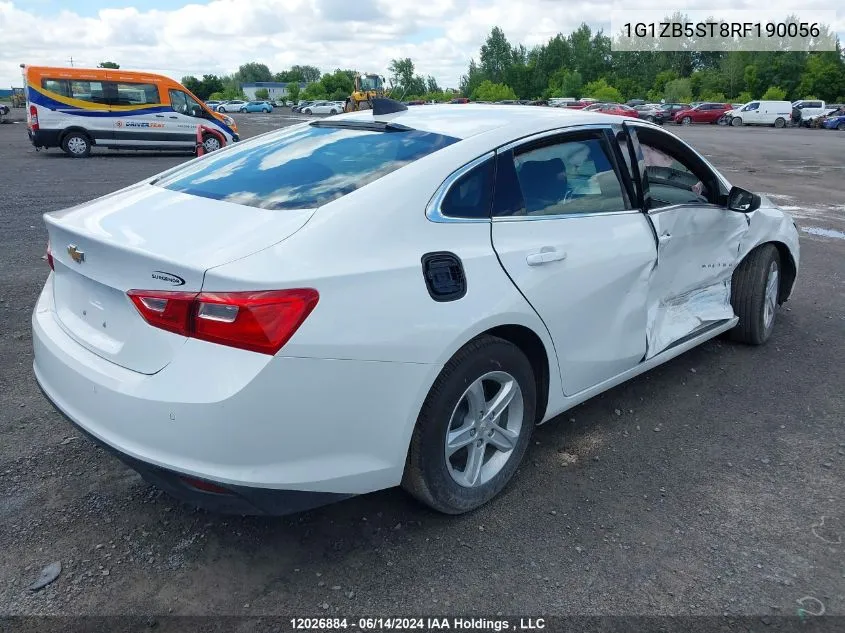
[526,247,567,266]
[169,116,178,119]
[155,114,164,118]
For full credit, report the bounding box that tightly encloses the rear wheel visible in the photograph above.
[402,335,536,514]
[728,244,781,345]
[731,117,743,127]
[61,131,91,157]
[774,117,786,128]
[837,122,845,131]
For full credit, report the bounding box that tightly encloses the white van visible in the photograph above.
[729,101,792,128]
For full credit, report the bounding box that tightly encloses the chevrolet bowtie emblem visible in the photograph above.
[67,244,85,264]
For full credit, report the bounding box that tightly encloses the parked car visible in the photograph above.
[653,103,689,123]
[217,100,247,113]
[726,101,792,128]
[673,103,733,124]
[792,99,829,123]
[240,101,274,113]
[633,104,663,122]
[584,102,639,117]
[205,100,222,110]
[292,100,315,113]
[33,102,799,517]
[449,97,470,104]
[0,102,9,122]
[301,101,342,115]
[820,108,845,130]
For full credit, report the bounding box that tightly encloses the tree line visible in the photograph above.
[459,23,845,104]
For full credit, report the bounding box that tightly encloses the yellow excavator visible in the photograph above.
[344,73,395,112]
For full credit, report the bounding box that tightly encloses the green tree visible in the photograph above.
[664,78,692,102]
[254,88,269,100]
[98,61,120,69]
[761,86,787,100]
[181,75,202,96]
[235,62,272,84]
[583,78,622,102]
[425,75,440,94]
[480,27,513,84]
[388,58,416,94]
[549,69,582,98]
[198,74,224,99]
[287,83,301,103]
[471,80,518,101]
[291,65,322,83]
[735,91,753,103]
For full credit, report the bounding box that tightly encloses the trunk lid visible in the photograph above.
[45,183,315,374]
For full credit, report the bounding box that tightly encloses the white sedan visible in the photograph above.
[301,100,343,115]
[32,102,799,516]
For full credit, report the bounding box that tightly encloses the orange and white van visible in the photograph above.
[22,65,239,157]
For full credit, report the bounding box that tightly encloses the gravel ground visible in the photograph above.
[0,110,843,620]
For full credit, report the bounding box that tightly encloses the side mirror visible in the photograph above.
[727,186,761,213]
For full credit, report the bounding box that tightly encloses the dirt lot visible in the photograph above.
[1,111,843,620]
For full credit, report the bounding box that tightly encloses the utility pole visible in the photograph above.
[68,56,74,67]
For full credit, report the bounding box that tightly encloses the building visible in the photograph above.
[241,82,308,101]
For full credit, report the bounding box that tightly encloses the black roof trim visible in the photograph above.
[309,119,413,132]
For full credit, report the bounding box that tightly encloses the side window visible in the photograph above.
[637,131,716,208]
[439,157,494,219]
[41,79,70,97]
[744,102,760,111]
[69,80,109,104]
[502,133,628,217]
[114,82,159,106]
[169,90,204,117]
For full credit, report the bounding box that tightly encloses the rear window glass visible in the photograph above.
[154,124,460,210]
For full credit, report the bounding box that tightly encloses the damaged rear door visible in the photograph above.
[621,122,751,358]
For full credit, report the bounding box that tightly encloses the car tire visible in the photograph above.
[240,108,247,113]
[728,244,781,346]
[774,117,786,128]
[646,115,655,122]
[731,117,743,127]
[201,133,221,153]
[837,122,845,131]
[61,131,92,157]
[681,116,692,125]
[303,108,312,115]
[330,109,337,114]
[401,335,536,515]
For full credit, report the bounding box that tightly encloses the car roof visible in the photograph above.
[326,103,633,141]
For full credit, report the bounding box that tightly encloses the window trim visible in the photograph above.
[493,125,637,222]
[425,151,496,223]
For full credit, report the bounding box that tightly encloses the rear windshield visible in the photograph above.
[154,123,460,210]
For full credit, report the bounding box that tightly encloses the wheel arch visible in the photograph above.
[737,240,797,304]
[60,126,94,146]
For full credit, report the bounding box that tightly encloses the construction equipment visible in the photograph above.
[11,87,25,108]
[344,73,394,112]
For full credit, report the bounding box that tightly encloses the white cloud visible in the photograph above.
[1,0,843,90]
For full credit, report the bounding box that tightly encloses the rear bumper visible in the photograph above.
[28,128,62,148]
[39,382,351,515]
[32,276,435,512]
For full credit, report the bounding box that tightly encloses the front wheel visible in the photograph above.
[731,117,743,127]
[62,131,91,157]
[681,116,692,125]
[402,335,536,514]
[240,108,247,113]
[303,108,312,115]
[201,133,221,153]
[837,122,845,131]
[728,244,781,345]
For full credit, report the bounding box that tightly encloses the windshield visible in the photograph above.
[153,123,459,210]
[359,75,381,91]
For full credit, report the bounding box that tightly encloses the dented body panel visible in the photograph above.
[643,205,750,357]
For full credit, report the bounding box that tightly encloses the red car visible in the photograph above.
[583,102,640,118]
[673,103,732,125]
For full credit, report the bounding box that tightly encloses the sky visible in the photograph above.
[1,0,843,90]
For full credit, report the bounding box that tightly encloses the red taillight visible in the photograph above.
[126,288,319,355]
[46,242,54,270]
[29,105,38,131]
